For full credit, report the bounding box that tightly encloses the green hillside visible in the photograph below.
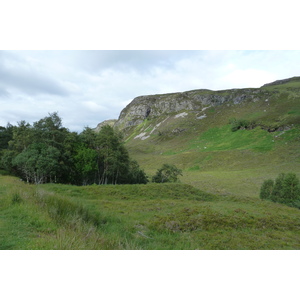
[124,78,300,197]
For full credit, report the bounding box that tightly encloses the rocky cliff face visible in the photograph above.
[94,119,117,132]
[114,88,263,129]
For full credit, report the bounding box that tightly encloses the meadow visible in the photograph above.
[1,175,300,250]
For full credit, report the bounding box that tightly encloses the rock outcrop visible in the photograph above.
[262,76,300,87]
[94,119,117,132]
[114,88,262,129]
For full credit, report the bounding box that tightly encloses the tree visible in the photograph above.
[126,160,148,184]
[32,112,67,148]
[280,173,300,202]
[74,146,98,185]
[0,123,14,150]
[259,179,274,200]
[1,114,148,186]
[260,173,300,207]
[95,125,130,185]
[271,173,288,203]
[9,120,33,152]
[13,143,60,184]
[152,164,183,183]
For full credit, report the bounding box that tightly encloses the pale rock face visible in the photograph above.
[175,112,188,119]
[94,119,117,132]
[113,87,267,130]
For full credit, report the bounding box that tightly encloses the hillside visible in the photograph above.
[100,77,300,197]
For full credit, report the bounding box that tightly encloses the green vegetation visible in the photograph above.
[229,118,257,132]
[1,77,300,249]
[152,164,183,183]
[260,173,300,208]
[124,79,300,199]
[1,175,300,250]
[0,113,147,185]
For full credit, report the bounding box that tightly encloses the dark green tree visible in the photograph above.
[152,164,183,183]
[95,125,129,184]
[260,173,300,208]
[125,160,148,184]
[0,123,14,150]
[259,179,274,200]
[9,120,33,152]
[13,143,60,184]
[74,146,98,185]
[1,113,148,186]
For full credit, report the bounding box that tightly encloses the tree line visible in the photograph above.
[0,112,148,185]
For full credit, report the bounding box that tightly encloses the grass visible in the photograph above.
[1,175,300,250]
[1,79,300,250]
[0,176,112,249]
[123,84,300,199]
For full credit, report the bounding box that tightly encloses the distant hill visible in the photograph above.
[99,77,300,198]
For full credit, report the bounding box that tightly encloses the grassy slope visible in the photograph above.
[1,175,300,250]
[124,80,300,198]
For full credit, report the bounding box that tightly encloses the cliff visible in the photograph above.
[114,88,263,130]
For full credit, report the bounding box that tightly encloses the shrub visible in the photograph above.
[259,179,274,200]
[230,119,256,132]
[152,164,183,183]
[260,173,300,207]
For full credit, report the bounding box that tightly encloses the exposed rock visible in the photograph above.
[94,119,117,132]
[262,76,300,87]
[134,132,150,140]
[175,112,188,118]
[114,88,261,129]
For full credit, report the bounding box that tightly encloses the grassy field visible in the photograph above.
[1,175,300,250]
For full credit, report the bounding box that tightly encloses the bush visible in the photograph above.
[230,119,256,132]
[260,173,300,207]
[152,164,183,183]
[259,179,274,200]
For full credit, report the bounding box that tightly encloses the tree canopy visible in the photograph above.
[0,113,148,185]
[152,164,183,183]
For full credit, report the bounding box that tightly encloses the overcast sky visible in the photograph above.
[0,50,299,131]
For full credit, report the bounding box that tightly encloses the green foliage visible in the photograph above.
[74,146,98,185]
[259,179,274,200]
[152,164,183,183]
[0,114,147,186]
[0,123,13,150]
[260,173,300,207]
[13,143,61,184]
[126,160,148,184]
[229,118,256,132]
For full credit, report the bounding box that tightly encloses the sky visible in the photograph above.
[1,50,300,132]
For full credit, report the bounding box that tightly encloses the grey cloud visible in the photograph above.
[0,86,9,97]
[0,51,70,96]
[73,50,200,73]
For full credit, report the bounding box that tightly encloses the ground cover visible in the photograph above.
[1,175,300,250]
